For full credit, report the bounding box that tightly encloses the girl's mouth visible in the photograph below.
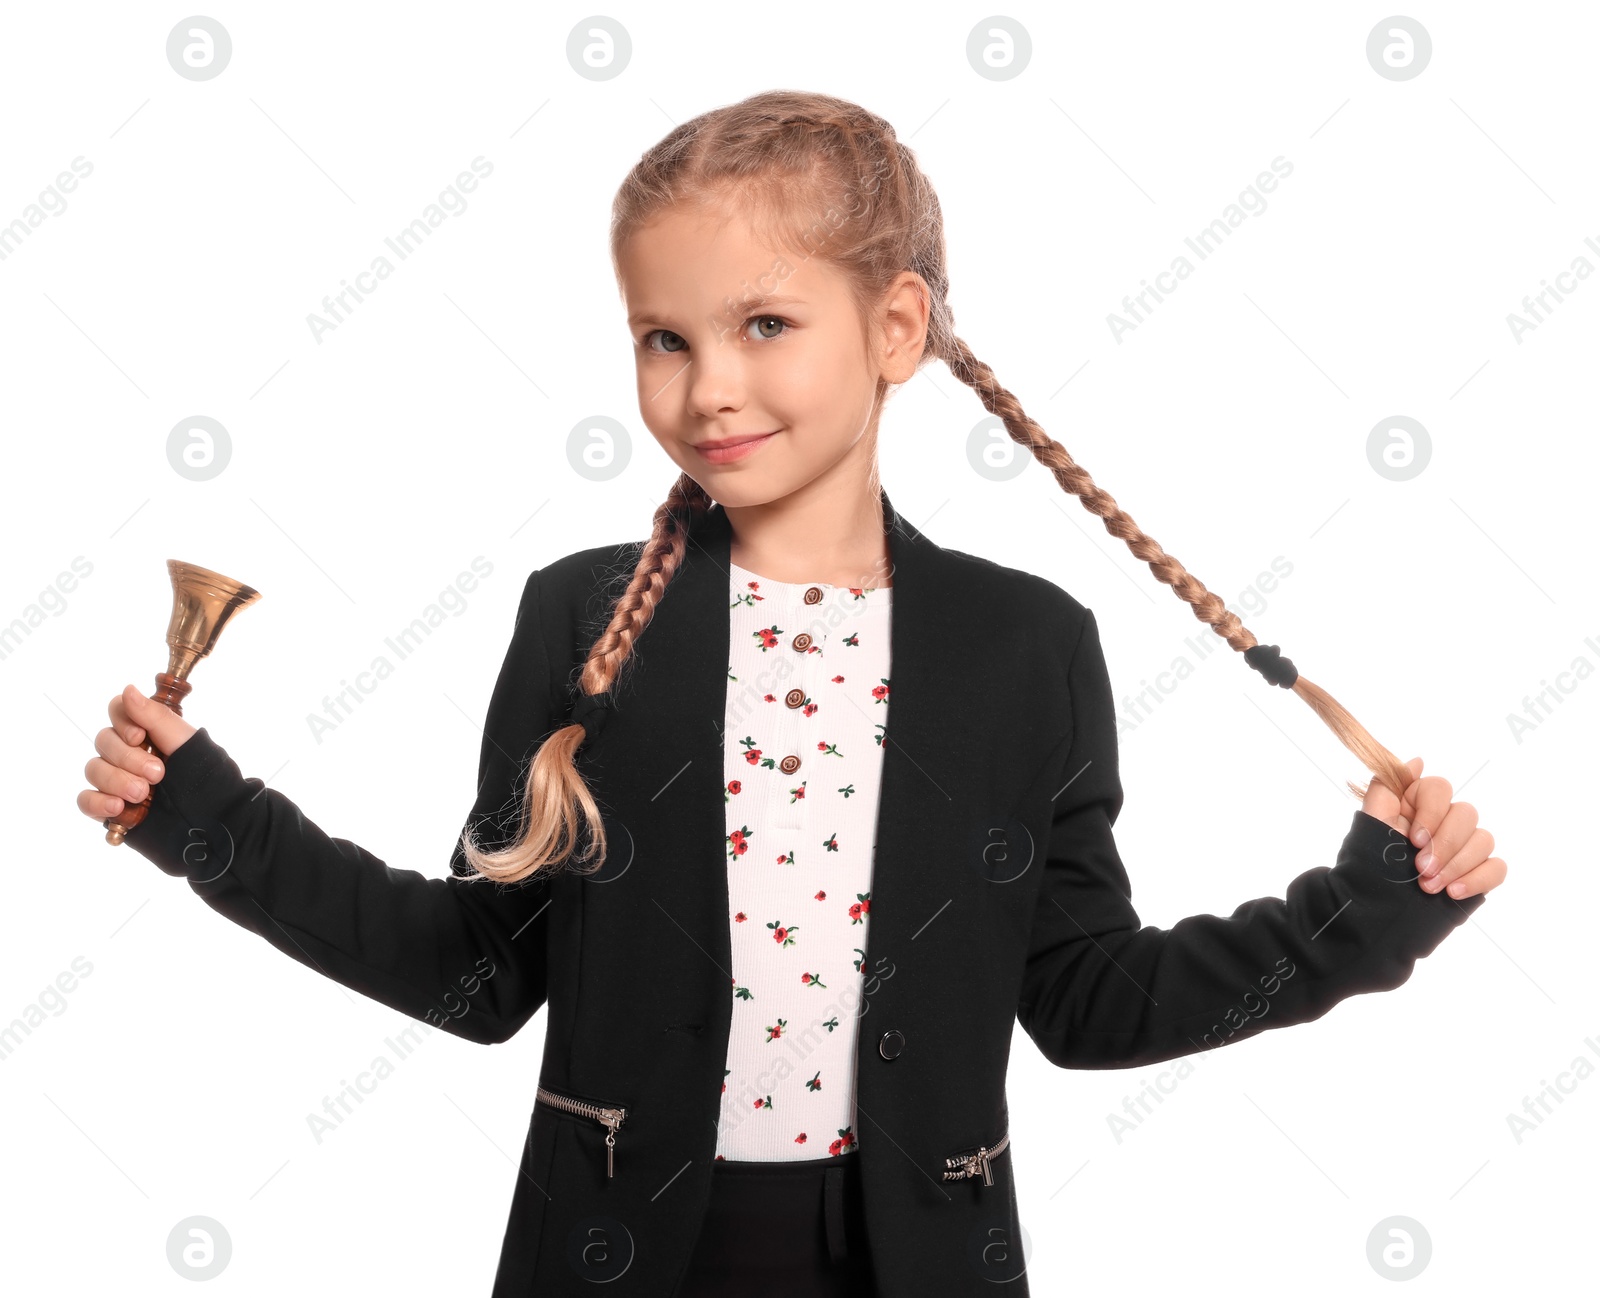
[694,432,778,464]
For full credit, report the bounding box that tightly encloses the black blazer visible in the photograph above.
[127,487,1484,1295]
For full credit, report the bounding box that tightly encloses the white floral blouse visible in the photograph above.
[714,560,893,1162]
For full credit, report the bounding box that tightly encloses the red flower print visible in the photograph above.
[849,892,872,924]
[842,632,859,646]
[726,827,751,861]
[763,693,775,702]
[872,679,890,703]
[767,920,798,948]
[734,911,748,922]
[831,674,844,683]
[805,1072,822,1092]
[823,834,839,852]
[755,625,781,651]
[765,1018,787,1043]
[754,1095,772,1110]
[776,850,794,865]
[801,971,827,989]
[829,1127,857,1155]
[727,779,741,796]
[796,1133,808,1144]
[817,741,842,757]
[814,890,826,901]
[803,701,818,717]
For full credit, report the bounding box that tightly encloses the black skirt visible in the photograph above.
[678,1150,876,1296]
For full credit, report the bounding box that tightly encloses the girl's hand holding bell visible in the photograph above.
[76,684,198,823]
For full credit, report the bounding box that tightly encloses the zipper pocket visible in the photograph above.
[942,1128,1010,1186]
[536,1085,629,1179]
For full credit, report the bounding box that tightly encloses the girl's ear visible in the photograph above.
[876,271,932,382]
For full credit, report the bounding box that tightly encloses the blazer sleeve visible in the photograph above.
[1014,606,1486,1071]
[123,568,560,1046]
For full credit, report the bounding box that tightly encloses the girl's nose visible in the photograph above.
[682,354,748,419]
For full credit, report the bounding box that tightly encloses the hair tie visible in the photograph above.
[1243,643,1298,689]
[568,689,613,749]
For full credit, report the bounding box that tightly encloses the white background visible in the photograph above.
[1,2,1589,1293]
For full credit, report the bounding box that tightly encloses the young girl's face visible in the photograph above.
[615,202,890,508]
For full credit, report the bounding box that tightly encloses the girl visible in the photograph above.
[80,90,1506,1297]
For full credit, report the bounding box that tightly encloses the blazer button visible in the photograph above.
[879,1029,905,1060]
[792,632,813,652]
[803,586,824,605]
[784,688,806,709]
[779,754,801,774]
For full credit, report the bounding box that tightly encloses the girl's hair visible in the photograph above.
[460,89,1410,885]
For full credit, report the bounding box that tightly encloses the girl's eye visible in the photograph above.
[745,315,788,341]
[643,329,688,354]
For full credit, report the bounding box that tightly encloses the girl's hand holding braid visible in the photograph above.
[1360,756,1506,899]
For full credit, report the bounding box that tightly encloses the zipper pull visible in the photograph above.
[976,1146,994,1187]
[601,1110,623,1178]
